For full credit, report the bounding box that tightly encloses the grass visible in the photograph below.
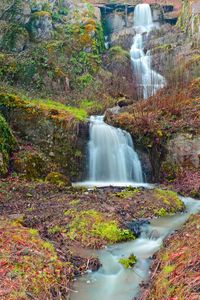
[0,92,88,121]
[30,98,88,120]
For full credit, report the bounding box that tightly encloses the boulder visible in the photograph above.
[29,11,53,41]
[166,134,200,169]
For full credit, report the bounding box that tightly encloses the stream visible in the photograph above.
[70,196,200,300]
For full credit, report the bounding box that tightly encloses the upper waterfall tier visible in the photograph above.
[131,3,166,99]
[88,116,143,183]
[134,3,153,28]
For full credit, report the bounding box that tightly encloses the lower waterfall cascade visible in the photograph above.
[130,3,166,99]
[88,115,143,184]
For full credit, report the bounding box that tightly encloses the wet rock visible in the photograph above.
[126,219,150,237]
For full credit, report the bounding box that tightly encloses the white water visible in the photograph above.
[130,4,166,99]
[71,197,200,300]
[87,115,143,184]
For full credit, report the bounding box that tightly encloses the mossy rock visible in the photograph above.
[109,46,130,60]
[64,209,135,247]
[0,23,29,52]
[153,189,185,216]
[13,149,49,180]
[28,11,53,41]
[0,113,16,176]
[45,172,71,186]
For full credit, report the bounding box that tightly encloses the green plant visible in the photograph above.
[119,254,137,268]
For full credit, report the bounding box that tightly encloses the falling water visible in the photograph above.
[88,115,143,184]
[130,4,166,99]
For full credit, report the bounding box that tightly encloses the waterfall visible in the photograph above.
[130,3,166,99]
[88,116,143,183]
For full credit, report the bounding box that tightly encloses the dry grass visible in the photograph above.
[140,214,200,300]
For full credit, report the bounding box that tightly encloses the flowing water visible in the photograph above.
[70,197,200,300]
[130,4,166,99]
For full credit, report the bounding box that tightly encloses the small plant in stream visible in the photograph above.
[119,253,137,269]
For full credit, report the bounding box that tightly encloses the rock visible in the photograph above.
[0,21,29,52]
[13,148,51,180]
[126,219,150,237]
[29,11,53,41]
[0,0,31,24]
[110,27,135,50]
[166,134,200,169]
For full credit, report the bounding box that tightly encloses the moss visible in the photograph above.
[64,209,135,245]
[0,93,88,121]
[109,46,130,59]
[161,161,180,182]
[0,113,16,176]
[48,225,65,234]
[45,172,71,187]
[14,150,48,180]
[115,187,141,199]
[0,23,29,52]
[155,207,168,217]
[154,189,185,215]
[119,253,137,269]
[151,44,173,55]
[32,11,52,19]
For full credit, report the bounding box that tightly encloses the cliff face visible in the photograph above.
[177,0,200,43]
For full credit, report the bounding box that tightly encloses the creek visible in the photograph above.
[70,197,200,300]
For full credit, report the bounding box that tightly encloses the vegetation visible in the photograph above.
[64,209,135,246]
[0,219,72,300]
[0,0,199,298]
[119,254,137,269]
[0,114,16,175]
[143,214,200,300]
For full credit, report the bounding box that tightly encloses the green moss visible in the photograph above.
[109,46,130,59]
[152,44,173,54]
[115,187,140,199]
[119,254,137,269]
[161,161,180,182]
[155,207,168,217]
[48,225,65,234]
[14,151,47,180]
[0,113,16,176]
[64,209,135,244]
[155,189,185,211]
[0,93,88,121]
[32,11,51,19]
[45,172,71,186]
